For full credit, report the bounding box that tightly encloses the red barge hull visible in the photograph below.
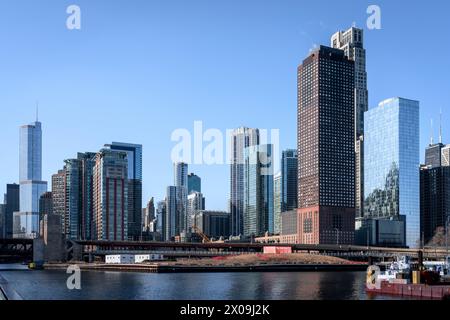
[367,281,450,299]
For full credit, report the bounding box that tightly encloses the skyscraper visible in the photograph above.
[14,120,47,238]
[77,152,96,240]
[174,162,188,235]
[51,152,95,241]
[331,27,368,220]
[425,143,444,168]
[243,144,274,237]
[143,197,155,231]
[156,200,166,236]
[64,159,81,239]
[420,119,450,245]
[230,127,259,236]
[273,172,282,234]
[420,164,450,244]
[38,192,53,219]
[187,191,205,231]
[93,149,128,241]
[364,97,420,248]
[188,173,201,194]
[297,46,356,245]
[51,170,65,229]
[174,162,188,188]
[165,186,178,241]
[281,149,298,212]
[106,142,142,241]
[3,184,19,239]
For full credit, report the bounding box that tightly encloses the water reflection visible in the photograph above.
[0,269,406,300]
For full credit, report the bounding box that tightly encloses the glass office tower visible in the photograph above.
[243,144,274,237]
[230,127,260,237]
[281,149,298,212]
[188,173,201,194]
[93,149,128,241]
[106,142,142,240]
[14,121,47,239]
[364,97,420,248]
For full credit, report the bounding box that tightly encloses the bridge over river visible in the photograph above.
[1,238,448,262]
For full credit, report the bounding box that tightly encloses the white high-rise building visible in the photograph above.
[331,27,368,219]
[229,127,259,236]
[187,191,205,231]
[14,120,48,239]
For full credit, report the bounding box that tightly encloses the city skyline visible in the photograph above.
[1,1,450,212]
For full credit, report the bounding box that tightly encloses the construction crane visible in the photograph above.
[192,225,211,243]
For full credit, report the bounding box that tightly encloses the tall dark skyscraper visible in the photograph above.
[3,184,19,239]
[281,149,298,212]
[38,192,53,219]
[420,165,450,244]
[420,127,450,244]
[425,143,444,168]
[297,46,355,245]
[106,142,142,241]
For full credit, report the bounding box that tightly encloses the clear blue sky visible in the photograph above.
[1,0,449,210]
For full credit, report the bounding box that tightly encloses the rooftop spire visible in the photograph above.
[430,118,434,145]
[35,101,39,122]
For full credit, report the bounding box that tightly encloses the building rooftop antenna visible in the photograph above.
[430,118,434,145]
[35,100,39,122]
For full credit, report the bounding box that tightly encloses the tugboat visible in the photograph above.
[366,254,450,299]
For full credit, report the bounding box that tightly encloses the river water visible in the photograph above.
[0,266,413,300]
